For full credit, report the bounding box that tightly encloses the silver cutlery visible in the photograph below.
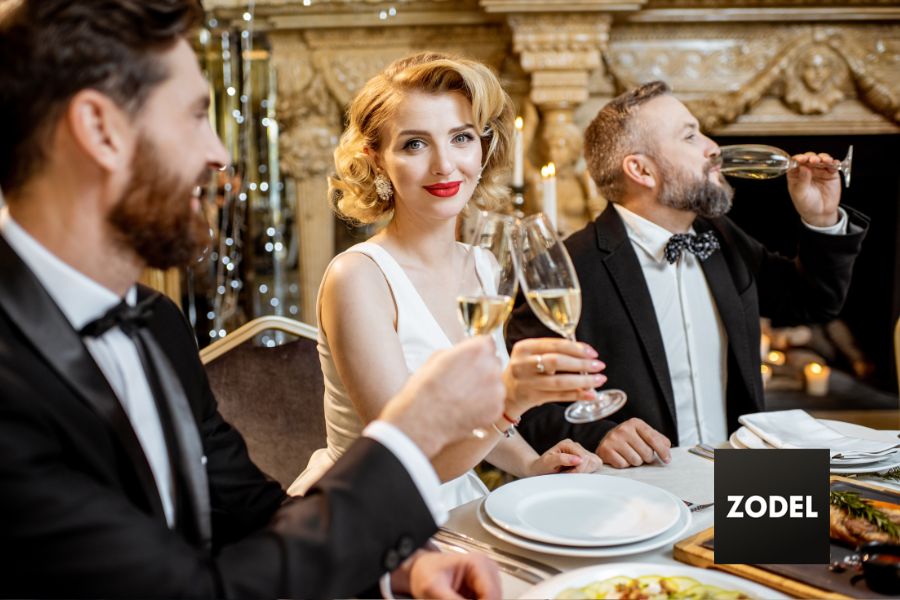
[688,445,715,461]
[434,526,561,583]
[688,502,714,513]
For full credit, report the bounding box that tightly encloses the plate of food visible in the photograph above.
[519,562,789,599]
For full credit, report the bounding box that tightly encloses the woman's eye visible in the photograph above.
[685,134,696,141]
[403,139,425,151]
[453,133,475,144]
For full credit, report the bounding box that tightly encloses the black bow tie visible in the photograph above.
[80,295,157,338]
[663,231,720,264]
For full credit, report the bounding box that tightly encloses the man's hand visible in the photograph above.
[786,151,842,227]
[595,418,672,468]
[392,550,501,600]
[379,336,505,459]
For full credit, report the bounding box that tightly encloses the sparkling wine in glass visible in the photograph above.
[456,210,519,437]
[516,213,627,424]
[718,144,852,188]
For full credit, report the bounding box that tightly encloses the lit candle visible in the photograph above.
[766,350,786,366]
[804,362,830,396]
[761,364,772,388]
[760,334,771,360]
[541,162,557,230]
[513,116,524,188]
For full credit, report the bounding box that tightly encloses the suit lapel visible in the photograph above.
[593,208,677,425]
[694,219,760,406]
[0,235,166,521]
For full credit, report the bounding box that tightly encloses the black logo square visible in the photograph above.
[714,449,829,564]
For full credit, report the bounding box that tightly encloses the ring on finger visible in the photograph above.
[535,354,545,374]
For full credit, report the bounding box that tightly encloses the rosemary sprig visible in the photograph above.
[875,467,900,482]
[830,490,900,539]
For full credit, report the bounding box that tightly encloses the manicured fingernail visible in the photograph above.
[593,375,606,383]
[582,344,598,357]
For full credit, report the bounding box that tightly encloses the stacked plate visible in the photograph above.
[730,419,900,474]
[477,474,691,558]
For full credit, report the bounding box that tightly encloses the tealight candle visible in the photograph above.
[804,362,830,396]
[766,350,786,366]
[541,162,557,230]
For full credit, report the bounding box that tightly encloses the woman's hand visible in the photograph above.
[526,438,603,476]
[503,337,606,418]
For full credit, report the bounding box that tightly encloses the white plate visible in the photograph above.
[477,493,692,558]
[520,562,789,599]
[731,421,900,472]
[484,474,681,547]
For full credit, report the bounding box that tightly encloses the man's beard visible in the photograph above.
[657,157,735,219]
[108,135,210,270]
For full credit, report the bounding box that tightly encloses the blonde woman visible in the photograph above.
[288,53,606,506]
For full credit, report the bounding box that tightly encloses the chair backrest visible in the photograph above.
[201,316,325,489]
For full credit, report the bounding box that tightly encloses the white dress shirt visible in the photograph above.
[613,204,848,446]
[0,206,447,526]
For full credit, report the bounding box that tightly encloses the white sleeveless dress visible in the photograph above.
[287,241,505,509]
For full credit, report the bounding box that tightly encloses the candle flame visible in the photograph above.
[760,364,771,375]
[766,350,786,366]
[540,162,556,178]
[807,362,823,374]
[515,116,523,130]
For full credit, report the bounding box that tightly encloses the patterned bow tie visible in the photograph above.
[80,295,158,338]
[663,231,720,264]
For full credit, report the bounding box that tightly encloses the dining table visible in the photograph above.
[442,446,716,598]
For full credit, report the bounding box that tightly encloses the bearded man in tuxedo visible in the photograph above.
[0,1,506,597]
[508,81,867,468]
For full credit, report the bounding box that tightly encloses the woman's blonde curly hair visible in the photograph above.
[330,52,515,224]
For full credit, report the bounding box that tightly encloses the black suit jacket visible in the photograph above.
[0,235,435,599]
[507,204,868,452]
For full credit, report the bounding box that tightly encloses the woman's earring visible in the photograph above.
[374,172,393,201]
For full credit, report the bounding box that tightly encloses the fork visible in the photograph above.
[686,501,715,513]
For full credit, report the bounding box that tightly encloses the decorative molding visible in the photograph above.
[676,31,900,130]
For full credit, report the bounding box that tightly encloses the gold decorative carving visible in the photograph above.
[509,14,612,232]
[678,31,900,130]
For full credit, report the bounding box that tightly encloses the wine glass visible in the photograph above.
[456,210,519,437]
[515,213,627,424]
[717,144,852,188]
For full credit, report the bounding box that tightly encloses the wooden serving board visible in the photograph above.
[673,476,899,599]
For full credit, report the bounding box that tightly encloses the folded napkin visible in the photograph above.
[738,410,900,460]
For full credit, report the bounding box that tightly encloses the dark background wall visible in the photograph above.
[714,133,900,395]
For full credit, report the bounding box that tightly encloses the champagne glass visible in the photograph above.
[456,210,519,437]
[718,144,852,188]
[516,213,627,424]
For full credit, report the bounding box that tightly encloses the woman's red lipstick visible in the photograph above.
[423,181,462,197]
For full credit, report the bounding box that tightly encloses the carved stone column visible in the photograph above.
[269,34,343,325]
[507,13,613,234]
